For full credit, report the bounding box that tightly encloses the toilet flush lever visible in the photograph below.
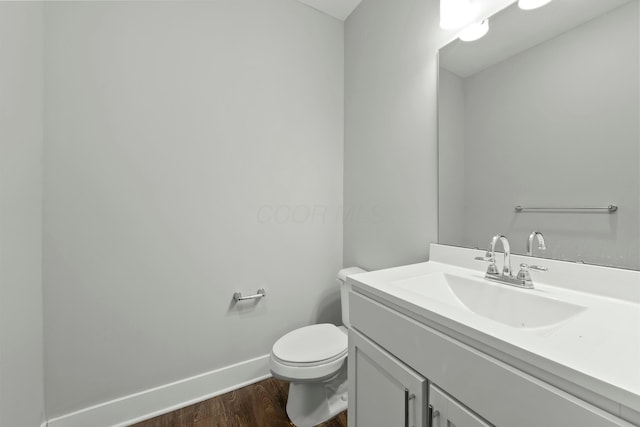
[233,288,266,302]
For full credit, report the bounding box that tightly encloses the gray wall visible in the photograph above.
[438,69,467,245]
[459,2,639,268]
[344,0,440,269]
[0,3,45,427]
[344,0,512,269]
[43,0,343,417]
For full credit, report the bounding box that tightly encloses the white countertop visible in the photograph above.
[349,244,640,416]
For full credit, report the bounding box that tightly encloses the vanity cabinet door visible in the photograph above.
[429,384,492,427]
[348,329,427,427]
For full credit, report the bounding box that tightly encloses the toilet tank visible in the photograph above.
[337,267,366,329]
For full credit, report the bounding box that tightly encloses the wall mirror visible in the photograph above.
[438,0,639,270]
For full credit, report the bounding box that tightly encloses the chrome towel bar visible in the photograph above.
[233,288,266,302]
[515,204,618,213]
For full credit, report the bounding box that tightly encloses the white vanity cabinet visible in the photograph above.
[348,329,427,427]
[348,289,637,427]
[429,384,492,427]
[348,325,491,427]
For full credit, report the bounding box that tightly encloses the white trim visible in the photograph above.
[47,354,271,427]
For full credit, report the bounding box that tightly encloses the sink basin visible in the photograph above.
[392,272,587,329]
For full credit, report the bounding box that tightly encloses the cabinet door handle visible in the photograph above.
[428,404,440,427]
[404,388,415,427]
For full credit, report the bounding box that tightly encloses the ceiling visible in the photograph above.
[296,0,362,21]
[440,0,634,77]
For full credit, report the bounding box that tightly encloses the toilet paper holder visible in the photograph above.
[233,288,266,302]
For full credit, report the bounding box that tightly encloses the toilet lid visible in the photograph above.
[272,324,347,364]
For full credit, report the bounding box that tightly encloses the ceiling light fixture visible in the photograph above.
[440,0,475,29]
[458,19,489,42]
[518,0,553,10]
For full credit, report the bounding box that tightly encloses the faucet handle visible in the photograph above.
[516,264,532,283]
[519,263,548,272]
[474,250,493,262]
[486,263,500,275]
[517,263,547,287]
[475,252,499,275]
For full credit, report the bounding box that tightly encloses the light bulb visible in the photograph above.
[440,0,474,30]
[458,20,489,42]
[518,0,553,10]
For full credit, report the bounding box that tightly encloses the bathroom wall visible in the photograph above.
[460,2,639,268]
[343,0,440,270]
[438,68,467,246]
[0,3,45,427]
[43,0,343,418]
[343,0,512,269]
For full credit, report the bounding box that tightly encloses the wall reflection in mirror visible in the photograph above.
[438,0,639,270]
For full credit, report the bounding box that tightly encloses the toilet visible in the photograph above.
[270,267,366,427]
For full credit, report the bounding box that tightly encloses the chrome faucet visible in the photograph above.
[489,234,512,276]
[477,234,534,289]
[526,231,546,256]
[517,231,548,288]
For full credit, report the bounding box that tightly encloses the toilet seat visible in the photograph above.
[270,324,347,381]
[273,324,347,364]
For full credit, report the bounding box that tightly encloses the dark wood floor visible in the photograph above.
[130,377,347,427]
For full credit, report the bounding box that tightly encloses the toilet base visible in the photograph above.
[285,364,348,427]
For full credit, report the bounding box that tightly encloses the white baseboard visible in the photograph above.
[46,354,271,427]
